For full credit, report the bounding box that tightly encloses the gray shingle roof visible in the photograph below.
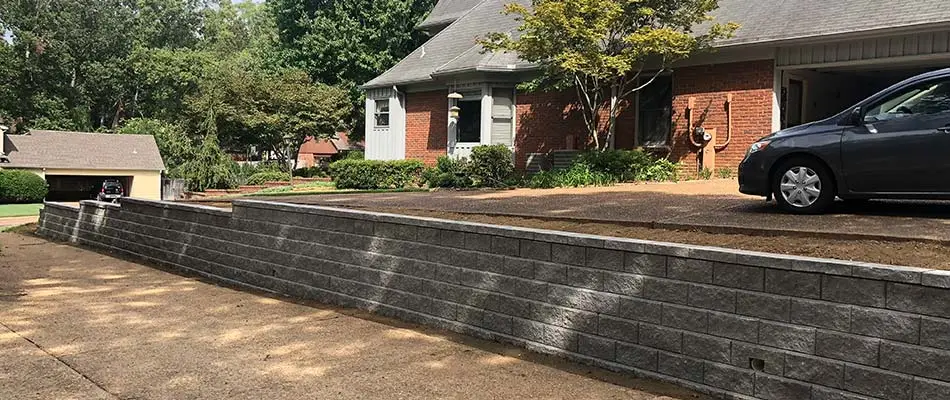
[712,0,950,46]
[417,0,483,31]
[367,0,950,88]
[365,0,529,88]
[3,130,165,171]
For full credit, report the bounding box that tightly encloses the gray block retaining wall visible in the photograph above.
[37,198,950,400]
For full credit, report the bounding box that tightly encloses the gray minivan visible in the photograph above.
[739,67,950,214]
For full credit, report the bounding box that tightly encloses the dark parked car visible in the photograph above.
[739,67,950,214]
[97,179,124,202]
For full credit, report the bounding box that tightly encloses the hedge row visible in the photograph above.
[329,159,425,189]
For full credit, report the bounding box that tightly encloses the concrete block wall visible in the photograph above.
[38,199,950,400]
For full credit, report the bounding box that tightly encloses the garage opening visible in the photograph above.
[779,63,948,129]
[46,176,134,202]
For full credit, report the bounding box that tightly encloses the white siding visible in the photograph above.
[364,88,405,160]
[490,88,514,147]
[777,31,950,68]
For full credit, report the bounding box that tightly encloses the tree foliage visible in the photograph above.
[269,0,435,141]
[483,0,738,149]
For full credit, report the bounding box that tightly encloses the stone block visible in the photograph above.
[530,303,598,334]
[921,317,950,350]
[713,263,764,291]
[843,364,913,400]
[784,352,844,388]
[578,334,616,361]
[551,244,586,266]
[886,282,950,319]
[667,257,713,283]
[816,330,880,366]
[708,312,758,342]
[687,284,737,313]
[586,248,623,271]
[491,236,520,257]
[731,342,784,375]
[914,377,950,400]
[520,239,551,261]
[758,321,816,354]
[512,319,578,351]
[496,275,549,301]
[880,341,950,382]
[617,297,663,325]
[624,253,667,277]
[638,323,683,353]
[534,261,567,285]
[821,275,886,307]
[661,304,708,333]
[789,298,851,331]
[683,332,730,363]
[598,315,639,344]
[754,374,811,400]
[736,291,790,322]
[640,276,689,305]
[547,285,619,314]
[657,352,704,383]
[463,232,492,252]
[851,307,920,344]
[484,292,532,318]
[567,267,603,290]
[704,362,754,396]
[603,272,646,297]
[765,269,821,299]
[616,343,658,371]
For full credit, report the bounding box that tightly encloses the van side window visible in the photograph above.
[864,79,950,123]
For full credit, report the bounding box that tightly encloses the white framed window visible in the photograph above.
[374,99,390,128]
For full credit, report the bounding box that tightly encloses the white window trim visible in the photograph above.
[373,97,391,130]
[447,84,519,157]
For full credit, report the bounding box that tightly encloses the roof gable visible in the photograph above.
[417,0,483,31]
[4,130,166,171]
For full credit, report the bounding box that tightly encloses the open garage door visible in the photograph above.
[779,64,947,129]
[46,175,134,202]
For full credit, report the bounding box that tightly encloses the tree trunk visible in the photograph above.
[606,84,619,151]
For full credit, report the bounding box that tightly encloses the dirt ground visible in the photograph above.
[0,232,704,400]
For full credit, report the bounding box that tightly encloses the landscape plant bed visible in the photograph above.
[359,207,950,270]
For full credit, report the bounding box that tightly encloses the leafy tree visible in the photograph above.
[176,134,238,191]
[483,0,738,150]
[187,64,351,171]
[118,118,195,175]
[269,0,436,141]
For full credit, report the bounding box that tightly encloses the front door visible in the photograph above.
[842,77,950,193]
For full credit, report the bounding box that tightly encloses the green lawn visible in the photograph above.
[0,203,44,218]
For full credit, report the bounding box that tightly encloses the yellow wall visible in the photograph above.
[23,168,163,200]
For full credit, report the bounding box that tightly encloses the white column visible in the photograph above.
[772,62,783,133]
[480,84,492,145]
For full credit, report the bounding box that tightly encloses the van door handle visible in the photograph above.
[938,126,950,134]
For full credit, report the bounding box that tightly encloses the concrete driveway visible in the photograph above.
[0,233,702,400]
[258,179,950,243]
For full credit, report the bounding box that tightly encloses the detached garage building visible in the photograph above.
[2,130,165,201]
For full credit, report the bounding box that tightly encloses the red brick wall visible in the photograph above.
[670,60,775,176]
[405,90,448,165]
[514,90,637,168]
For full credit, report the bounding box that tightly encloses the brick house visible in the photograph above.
[362,0,950,175]
[296,132,363,168]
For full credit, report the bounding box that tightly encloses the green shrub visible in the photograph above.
[528,163,616,189]
[345,150,365,160]
[699,167,713,180]
[293,165,328,178]
[423,156,472,188]
[0,170,48,203]
[716,167,733,179]
[574,149,679,183]
[468,145,515,187]
[329,159,425,189]
[245,171,291,185]
[640,158,679,182]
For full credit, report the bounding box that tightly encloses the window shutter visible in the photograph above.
[491,88,514,146]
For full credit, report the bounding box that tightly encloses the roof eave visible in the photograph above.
[715,21,950,49]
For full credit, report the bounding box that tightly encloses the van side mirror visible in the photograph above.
[850,107,864,126]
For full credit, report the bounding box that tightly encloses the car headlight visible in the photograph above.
[748,141,771,154]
